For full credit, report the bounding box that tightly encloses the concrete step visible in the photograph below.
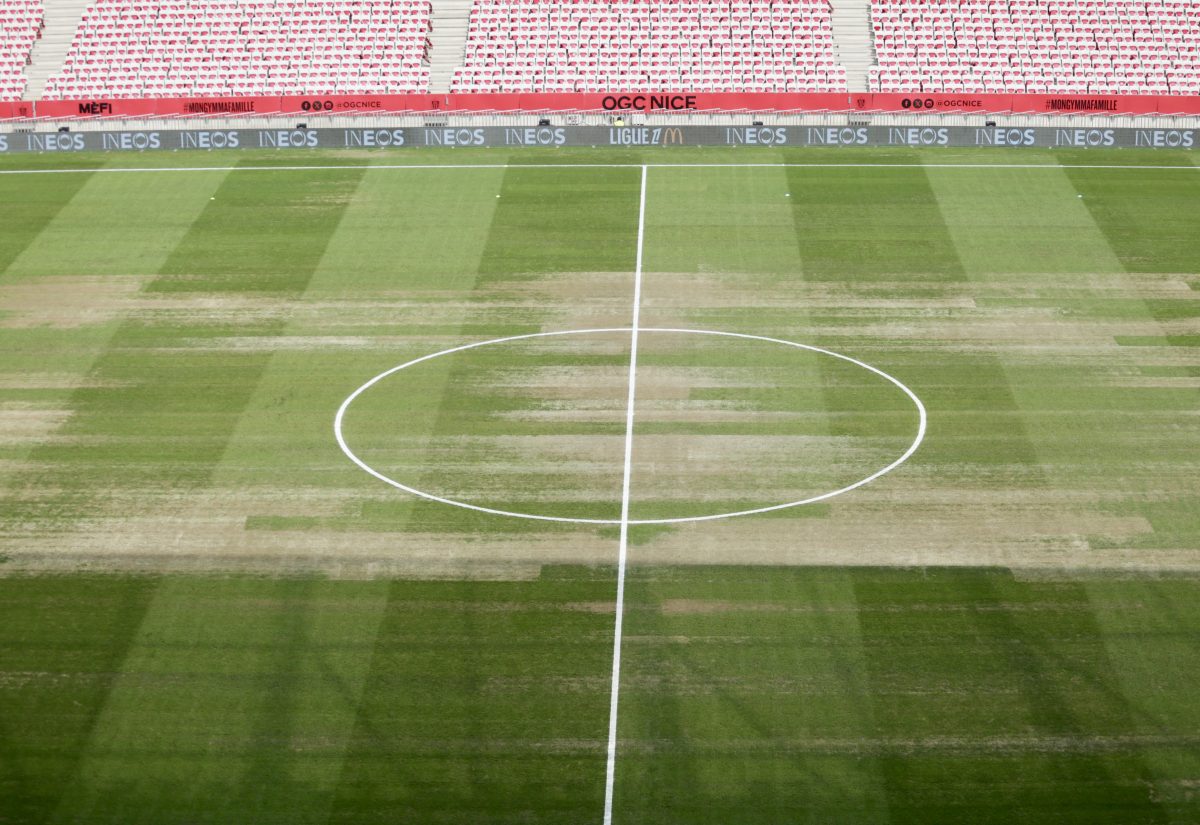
[829,0,876,92]
[427,0,474,92]
[23,0,91,98]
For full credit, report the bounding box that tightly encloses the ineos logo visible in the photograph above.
[179,130,240,149]
[1135,129,1195,148]
[27,132,86,151]
[102,132,161,150]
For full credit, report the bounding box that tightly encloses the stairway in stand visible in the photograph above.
[22,0,90,98]
[830,0,875,92]
[428,0,474,93]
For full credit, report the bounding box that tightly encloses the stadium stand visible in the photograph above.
[41,0,432,99]
[0,0,43,100]
[8,0,1200,104]
[450,0,848,93]
[869,0,1200,94]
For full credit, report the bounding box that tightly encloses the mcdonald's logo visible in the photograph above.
[661,127,685,145]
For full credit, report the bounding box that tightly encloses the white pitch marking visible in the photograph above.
[335,327,630,525]
[333,327,926,525]
[1,162,1198,176]
[602,163,647,825]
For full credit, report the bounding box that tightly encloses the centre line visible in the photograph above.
[604,163,648,825]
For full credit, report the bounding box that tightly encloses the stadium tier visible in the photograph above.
[869,0,1200,95]
[0,0,43,101]
[4,0,1200,104]
[450,0,847,93]
[41,0,432,99]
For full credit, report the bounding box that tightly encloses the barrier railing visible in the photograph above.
[4,93,1200,121]
[2,124,1196,153]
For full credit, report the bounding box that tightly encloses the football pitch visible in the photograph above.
[1,146,1199,823]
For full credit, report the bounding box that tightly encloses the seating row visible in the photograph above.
[0,0,42,101]
[870,0,1200,94]
[3,0,1199,100]
[44,0,431,98]
[451,0,845,93]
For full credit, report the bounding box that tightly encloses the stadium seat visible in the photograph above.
[450,0,847,93]
[869,0,1200,94]
[0,0,43,101]
[42,0,431,99]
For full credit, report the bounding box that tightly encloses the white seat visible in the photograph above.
[0,0,43,101]
[43,0,431,98]
[869,0,1200,94]
[450,0,847,93]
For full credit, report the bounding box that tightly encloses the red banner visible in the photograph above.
[0,100,35,119]
[278,95,405,115]
[6,92,1199,120]
[31,97,280,119]
[860,93,1016,114]
[1155,96,1200,116]
[1008,94,1160,116]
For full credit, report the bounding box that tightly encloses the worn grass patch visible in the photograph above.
[1,148,1198,823]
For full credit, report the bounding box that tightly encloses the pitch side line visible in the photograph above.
[0,162,1197,175]
[603,163,647,825]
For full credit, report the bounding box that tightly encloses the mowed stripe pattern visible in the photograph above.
[1,150,1199,824]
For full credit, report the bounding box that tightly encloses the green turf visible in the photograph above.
[1,148,1198,823]
[479,166,643,278]
[782,161,968,281]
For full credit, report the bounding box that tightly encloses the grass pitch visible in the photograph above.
[1,147,1198,823]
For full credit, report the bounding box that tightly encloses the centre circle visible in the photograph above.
[334,327,926,525]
